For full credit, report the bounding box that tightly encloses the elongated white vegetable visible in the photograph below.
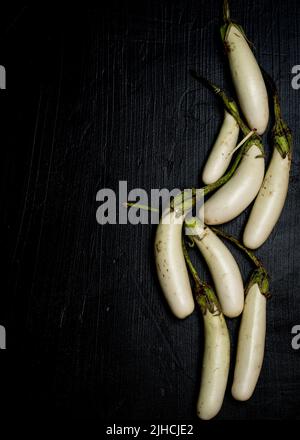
[243,149,291,249]
[191,222,244,317]
[154,209,194,319]
[222,13,269,134]
[202,110,239,184]
[197,303,230,419]
[243,82,292,249]
[231,282,266,401]
[199,143,265,224]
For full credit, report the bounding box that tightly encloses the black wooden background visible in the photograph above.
[2,0,300,422]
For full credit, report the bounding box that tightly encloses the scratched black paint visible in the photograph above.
[2,1,300,420]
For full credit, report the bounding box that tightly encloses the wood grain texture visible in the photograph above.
[3,1,300,420]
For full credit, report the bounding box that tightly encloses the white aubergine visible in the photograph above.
[199,143,265,225]
[197,306,230,420]
[154,209,194,319]
[243,148,291,249]
[225,24,269,135]
[231,283,266,401]
[202,110,239,184]
[192,223,244,318]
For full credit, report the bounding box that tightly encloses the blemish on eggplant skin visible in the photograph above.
[224,41,231,53]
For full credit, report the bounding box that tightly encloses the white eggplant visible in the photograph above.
[200,143,265,225]
[224,24,269,135]
[192,223,244,318]
[243,147,291,249]
[202,110,239,184]
[197,304,230,420]
[231,283,266,401]
[154,209,194,319]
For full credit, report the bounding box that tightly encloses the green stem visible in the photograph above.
[203,143,244,195]
[124,202,159,212]
[273,92,282,122]
[272,110,292,158]
[272,98,292,159]
[246,268,271,299]
[210,227,271,299]
[262,70,292,158]
[220,0,232,41]
[220,0,251,47]
[182,238,221,314]
[210,227,262,268]
[190,71,252,136]
[171,188,202,214]
[223,0,231,23]
[182,237,202,288]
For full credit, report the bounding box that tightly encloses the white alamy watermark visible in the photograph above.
[0,325,6,349]
[291,325,300,350]
[291,65,300,90]
[0,65,6,89]
[96,181,204,230]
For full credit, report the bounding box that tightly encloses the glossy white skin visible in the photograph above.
[197,308,230,420]
[202,111,239,184]
[199,144,265,225]
[193,224,244,318]
[243,149,291,249]
[154,210,194,319]
[231,283,266,401]
[226,25,269,135]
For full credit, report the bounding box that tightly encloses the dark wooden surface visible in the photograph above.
[2,1,300,421]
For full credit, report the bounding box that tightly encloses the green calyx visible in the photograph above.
[182,236,221,315]
[220,23,229,43]
[262,70,293,159]
[272,95,292,158]
[220,0,231,41]
[196,283,221,316]
[243,136,264,156]
[220,0,248,45]
[246,268,271,299]
[221,22,247,45]
[184,216,202,235]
